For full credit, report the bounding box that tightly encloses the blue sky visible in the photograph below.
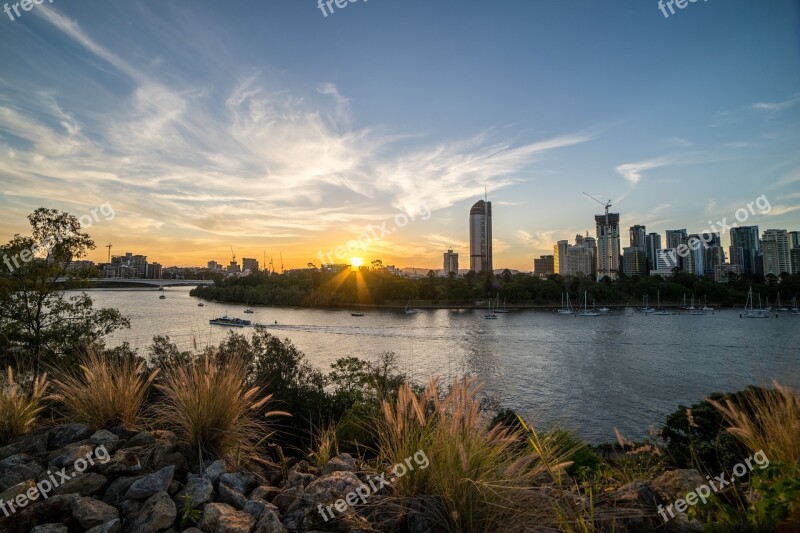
[0,0,798,269]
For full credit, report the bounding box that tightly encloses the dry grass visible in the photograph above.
[375,376,574,532]
[308,423,340,469]
[51,351,156,430]
[152,352,289,467]
[0,367,51,444]
[707,381,800,464]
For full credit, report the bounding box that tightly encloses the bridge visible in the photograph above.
[59,278,215,287]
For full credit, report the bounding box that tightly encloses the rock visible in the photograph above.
[0,494,74,532]
[219,472,255,494]
[272,485,304,515]
[109,425,140,440]
[0,432,49,459]
[281,509,306,531]
[199,503,255,533]
[124,491,177,533]
[303,471,364,508]
[48,424,93,450]
[30,524,68,533]
[322,453,357,475]
[243,499,280,522]
[603,481,665,532]
[0,479,36,505]
[125,465,176,500]
[173,476,214,507]
[48,444,95,470]
[650,469,706,501]
[71,496,120,529]
[249,485,281,502]
[53,472,108,496]
[252,507,288,533]
[90,430,122,454]
[86,519,123,533]
[217,483,247,510]
[284,470,315,490]
[202,460,227,484]
[119,498,141,518]
[0,454,43,491]
[99,448,143,475]
[102,476,137,506]
[122,431,156,449]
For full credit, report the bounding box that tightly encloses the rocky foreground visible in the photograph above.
[0,424,706,532]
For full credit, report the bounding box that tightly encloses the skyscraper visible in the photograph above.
[665,229,687,269]
[645,232,661,271]
[469,200,492,273]
[629,225,646,248]
[553,240,569,274]
[622,247,648,277]
[729,226,759,275]
[534,255,555,277]
[789,231,800,250]
[761,229,791,276]
[595,213,621,280]
[443,250,459,275]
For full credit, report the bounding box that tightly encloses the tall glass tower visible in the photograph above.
[469,200,492,273]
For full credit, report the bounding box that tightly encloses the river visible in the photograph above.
[78,287,800,444]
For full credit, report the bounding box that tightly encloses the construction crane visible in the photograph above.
[230,245,236,263]
[279,252,284,273]
[268,256,274,274]
[583,192,612,225]
[105,243,112,263]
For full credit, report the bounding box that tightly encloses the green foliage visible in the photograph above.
[178,495,203,529]
[0,209,129,370]
[660,390,756,473]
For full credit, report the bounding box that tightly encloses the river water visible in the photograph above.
[79,287,800,444]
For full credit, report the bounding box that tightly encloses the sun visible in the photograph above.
[350,257,364,268]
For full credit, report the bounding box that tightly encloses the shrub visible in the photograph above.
[153,352,289,467]
[375,377,573,532]
[0,368,51,444]
[52,350,157,429]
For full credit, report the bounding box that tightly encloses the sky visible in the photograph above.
[0,0,799,271]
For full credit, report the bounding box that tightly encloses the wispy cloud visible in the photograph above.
[614,158,671,184]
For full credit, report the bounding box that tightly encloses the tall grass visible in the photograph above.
[51,351,157,430]
[375,376,574,532]
[0,368,51,444]
[707,381,800,465]
[152,352,289,467]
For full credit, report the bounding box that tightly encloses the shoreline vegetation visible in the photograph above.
[187,265,800,310]
[2,210,799,531]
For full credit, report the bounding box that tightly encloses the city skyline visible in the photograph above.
[1,1,799,271]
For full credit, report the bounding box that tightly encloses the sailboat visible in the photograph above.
[495,296,509,313]
[351,301,365,317]
[404,299,417,315]
[744,287,769,318]
[702,295,714,312]
[640,294,655,314]
[791,297,800,315]
[484,297,498,319]
[652,290,673,315]
[579,291,600,316]
[688,295,706,315]
[776,293,789,312]
[557,293,574,315]
[679,294,690,312]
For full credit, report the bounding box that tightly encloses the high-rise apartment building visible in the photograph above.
[469,200,492,273]
[729,226,760,276]
[622,247,648,277]
[242,258,259,272]
[595,213,621,280]
[645,232,661,272]
[443,249,459,275]
[761,229,792,276]
[665,229,688,270]
[534,255,555,277]
[789,231,800,250]
[629,225,647,248]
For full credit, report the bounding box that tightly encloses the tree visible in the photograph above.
[0,209,129,371]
